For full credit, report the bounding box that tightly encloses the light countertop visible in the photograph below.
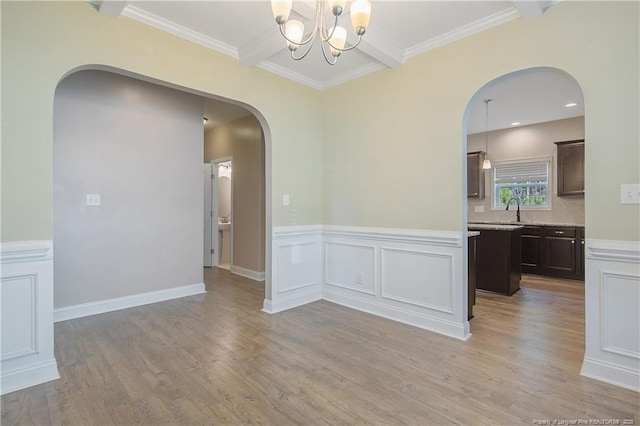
[468,223,524,231]
[469,220,584,228]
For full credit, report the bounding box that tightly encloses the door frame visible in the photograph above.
[212,156,233,269]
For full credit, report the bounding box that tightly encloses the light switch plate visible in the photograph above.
[282,194,290,207]
[620,184,640,204]
[86,193,101,206]
[474,205,485,213]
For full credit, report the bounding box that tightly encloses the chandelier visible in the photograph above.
[270,0,372,65]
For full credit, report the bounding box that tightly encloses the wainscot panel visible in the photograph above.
[263,226,323,314]
[0,241,59,395]
[322,226,469,341]
[582,239,640,392]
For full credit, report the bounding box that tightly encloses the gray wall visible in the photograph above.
[205,115,265,274]
[53,70,204,308]
[467,116,585,225]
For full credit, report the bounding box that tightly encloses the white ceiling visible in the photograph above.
[96,0,584,130]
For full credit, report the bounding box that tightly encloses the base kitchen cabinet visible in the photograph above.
[520,225,584,280]
[469,225,522,296]
[521,226,543,274]
[468,233,478,320]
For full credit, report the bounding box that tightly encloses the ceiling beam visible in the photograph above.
[99,0,128,17]
[238,28,287,67]
[512,1,545,19]
[356,32,404,69]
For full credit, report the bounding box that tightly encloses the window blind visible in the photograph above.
[494,162,548,184]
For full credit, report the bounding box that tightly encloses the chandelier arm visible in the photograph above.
[321,13,340,42]
[290,37,317,61]
[327,35,363,52]
[320,37,339,65]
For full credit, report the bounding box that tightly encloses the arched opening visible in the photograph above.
[52,66,272,319]
[462,66,586,345]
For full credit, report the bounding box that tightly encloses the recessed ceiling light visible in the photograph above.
[510,122,520,126]
[565,102,578,108]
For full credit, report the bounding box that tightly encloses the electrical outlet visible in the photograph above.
[474,205,485,213]
[282,193,290,207]
[86,193,101,206]
[620,184,640,204]
[355,272,364,285]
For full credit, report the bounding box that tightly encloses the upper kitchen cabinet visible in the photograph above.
[555,139,585,196]
[467,151,486,199]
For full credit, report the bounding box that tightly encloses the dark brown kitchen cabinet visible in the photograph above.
[473,228,521,295]
[555,139,585,196]
[521,226,542,274]
[520,225,584,280]
[545,227,577,276]
[468,234,477,320]
[467,151,486,199]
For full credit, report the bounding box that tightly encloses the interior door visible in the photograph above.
[203,163,216,267]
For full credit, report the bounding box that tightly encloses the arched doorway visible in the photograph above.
[52,67,272,320]
[462,66,586,344]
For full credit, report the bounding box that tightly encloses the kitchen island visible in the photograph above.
[468,223,523,296]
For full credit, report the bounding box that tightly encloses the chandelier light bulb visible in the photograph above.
[350,0,371,35]
[328,26,347,57]
[328,0,347,16]
[285,20,305,50]
[271,0,292,24]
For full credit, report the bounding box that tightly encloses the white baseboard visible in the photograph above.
[0,360,60,395]
[230,265,265,281]
[323,290,471,341]
[54,283,206,322]
[581,357,640,392]
[262,289,322,314]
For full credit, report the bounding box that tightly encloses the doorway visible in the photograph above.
[464,67,585,324]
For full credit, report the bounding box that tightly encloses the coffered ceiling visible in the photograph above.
[95,1,585,131]
[96,0,557,90]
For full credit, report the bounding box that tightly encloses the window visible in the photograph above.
[493,160,550,209]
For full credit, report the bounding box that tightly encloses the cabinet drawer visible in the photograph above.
[545,227,576,238]
[521,226,542,237]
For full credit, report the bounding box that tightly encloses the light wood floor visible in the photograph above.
[2,270,639,425]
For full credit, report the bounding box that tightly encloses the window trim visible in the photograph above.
[491,157,552,211]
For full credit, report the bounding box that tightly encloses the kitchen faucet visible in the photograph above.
[505,188,526,222]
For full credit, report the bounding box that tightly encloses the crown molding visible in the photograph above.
[320,63,386,90]
[257,61,324,90]
[404,7,520,60]
[121,5,238,59]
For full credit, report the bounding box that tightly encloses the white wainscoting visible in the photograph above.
[264,225,469,340]
[581,239,640,392]
[263,226,323,313]
[1,241,60,395]
[322,226,469,341]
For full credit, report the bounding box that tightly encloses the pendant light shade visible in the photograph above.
[483,99,492,170]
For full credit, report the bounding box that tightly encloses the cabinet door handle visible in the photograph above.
[555,231,565,234]
[571,240,575,244]
[581,241,585,245]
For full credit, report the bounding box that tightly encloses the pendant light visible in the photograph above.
[483,99,492,170]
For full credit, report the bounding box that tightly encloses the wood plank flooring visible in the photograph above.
[2,270,639,425]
